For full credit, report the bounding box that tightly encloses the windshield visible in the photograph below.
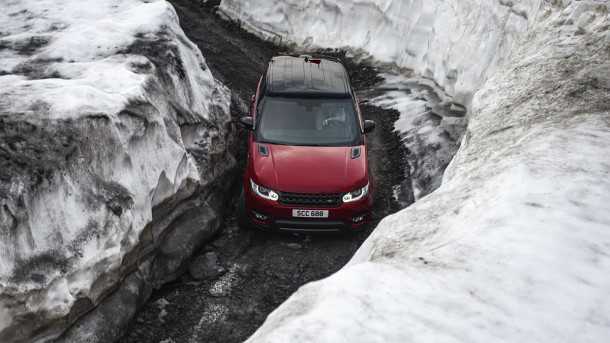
[256,97,361,146]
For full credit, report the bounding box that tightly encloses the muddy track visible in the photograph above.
[119,2,410,343]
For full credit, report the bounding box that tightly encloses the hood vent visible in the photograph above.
[258,144,269,156]
[351,147,361,159]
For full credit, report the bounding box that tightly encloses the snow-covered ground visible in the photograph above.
[0,0,232,341]
[222,0,610,342]
[369,74,467,200]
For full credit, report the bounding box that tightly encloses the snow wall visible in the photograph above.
[220,0,545,106]
[0,1,235,342]
[221,0,610,342]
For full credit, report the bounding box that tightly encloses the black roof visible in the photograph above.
[264,55,352,98]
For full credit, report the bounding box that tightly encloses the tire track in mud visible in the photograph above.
[120,2,411,343]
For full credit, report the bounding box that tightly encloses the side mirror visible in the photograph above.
[239,116,254,130]
[363,120,376,134]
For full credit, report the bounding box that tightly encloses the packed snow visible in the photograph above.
[225,0,610,342]
[369,73,466,199]
[0,0,231,341]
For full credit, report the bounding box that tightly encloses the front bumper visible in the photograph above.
[245,188,373,233]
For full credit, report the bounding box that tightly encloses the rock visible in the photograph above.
[54,262,154,343]
[153,205,222,285]
[448,102,467,117]
[189,251,226,280]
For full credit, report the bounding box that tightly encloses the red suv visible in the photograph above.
[238,55,375,233]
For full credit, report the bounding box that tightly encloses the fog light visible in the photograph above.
[252,211,268,221]
[352,215,365,223]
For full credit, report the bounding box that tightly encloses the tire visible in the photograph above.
[237,188,251,230]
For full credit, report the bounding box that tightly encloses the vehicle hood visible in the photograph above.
[251,144,368,194]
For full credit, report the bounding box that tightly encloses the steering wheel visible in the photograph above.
[322,117,344,129]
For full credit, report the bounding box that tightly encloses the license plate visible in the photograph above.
[292,209,329,218]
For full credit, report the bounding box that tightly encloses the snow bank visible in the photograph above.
[244,1,610,342]
[0,0,232,342]
[370,74,467,200]
[220,0,543,105]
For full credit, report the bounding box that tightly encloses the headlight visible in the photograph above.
[250,179,279,201]
[342,183,369,203]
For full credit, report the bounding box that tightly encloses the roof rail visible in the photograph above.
[291,53,344,64]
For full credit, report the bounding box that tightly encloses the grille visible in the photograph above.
[279,192,342,207]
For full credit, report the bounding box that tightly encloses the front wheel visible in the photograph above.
[237,188,251,230]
